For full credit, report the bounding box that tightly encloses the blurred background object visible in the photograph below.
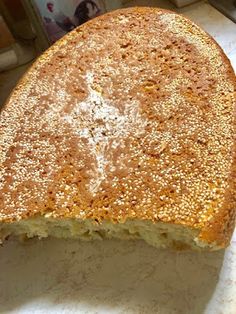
[209,0,236,23]
[0,15,15,49]
[0,0,36,72]
[0,15,17,71]
[170,0,200,7]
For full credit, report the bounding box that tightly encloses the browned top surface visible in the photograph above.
[0,8,235,245]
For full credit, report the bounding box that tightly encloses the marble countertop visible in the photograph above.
[0,1,236,313]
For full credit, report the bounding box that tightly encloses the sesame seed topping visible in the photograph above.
[0,7,235,245]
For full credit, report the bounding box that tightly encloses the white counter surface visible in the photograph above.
[0,1,236,313]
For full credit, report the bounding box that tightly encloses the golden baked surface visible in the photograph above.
[0,7,235,247]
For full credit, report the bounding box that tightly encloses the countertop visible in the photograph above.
[0,1,236,313]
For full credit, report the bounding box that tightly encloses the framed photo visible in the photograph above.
[33,0,105,43]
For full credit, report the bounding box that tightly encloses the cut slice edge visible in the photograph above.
[0,217,220,250]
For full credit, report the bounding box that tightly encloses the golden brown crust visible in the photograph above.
[0,7,235,247]
[197,49,236,247]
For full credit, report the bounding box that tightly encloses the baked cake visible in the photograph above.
[0,7,236,250]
